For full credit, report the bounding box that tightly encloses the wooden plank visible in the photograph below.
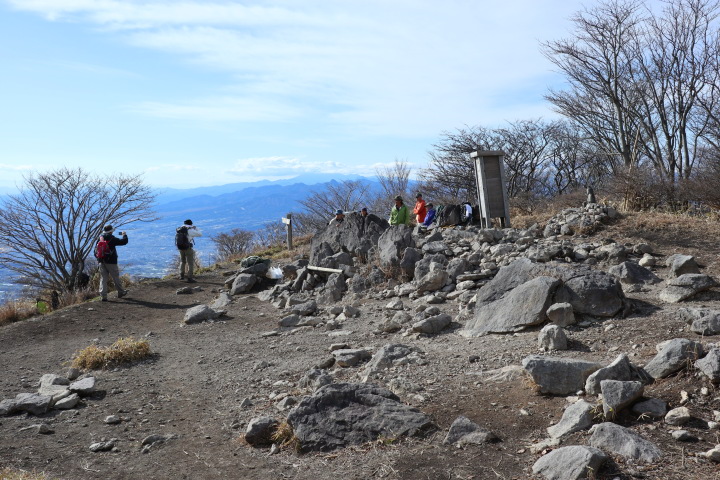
[307,265,343,274]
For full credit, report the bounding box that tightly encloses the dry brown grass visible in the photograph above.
[0,299,41,326]
[271,421,301,452]
[0,468,53,480]
[71,337,151,370]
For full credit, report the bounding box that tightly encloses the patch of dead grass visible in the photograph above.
[71,337,151,370]
[0,468,54,480]
[272,421,301,452]
[0,299,40,326]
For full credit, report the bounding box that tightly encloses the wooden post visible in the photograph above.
[282,213,293,250]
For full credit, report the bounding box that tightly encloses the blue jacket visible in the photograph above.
[422,208,436,227]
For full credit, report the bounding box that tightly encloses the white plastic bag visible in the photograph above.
[267,266,283,279]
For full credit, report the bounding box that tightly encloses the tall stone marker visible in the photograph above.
[471,150,511,228]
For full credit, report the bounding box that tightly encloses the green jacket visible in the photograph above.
[390,204,410,225]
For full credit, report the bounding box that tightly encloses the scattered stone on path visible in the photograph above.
[589,422,662,463]
[665,406,691,426]
[443,415,499,445]
[89,439,116,452]
[14,393,52,415]
[532,445,608,480]
[671,430,698,442]
[665,254,700,278]
[659,274,717,303]
[585,353,651,395]
[600,380,644,419]
[332,348,371,368]
[695,348,720,382]
[183,305,222,325]
[538,324,568,351]
[632,398,668,419]
[547,399,595,439]
[69,377,96,396]
[411,313,452,334]
[245,417,279,447]
[644,338,704,379]
[546,302,575,327]
[522,355,602,395]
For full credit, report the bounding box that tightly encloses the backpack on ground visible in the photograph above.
[175,228,192,250]
[95,236,112,262]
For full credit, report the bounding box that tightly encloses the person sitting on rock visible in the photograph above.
[389,195,410,226]
[422,203,436,227]
[329,209,345,226]
[413,192,427,224]
[360,207,368,217]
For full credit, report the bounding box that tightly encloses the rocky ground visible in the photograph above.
[2,208,720,480]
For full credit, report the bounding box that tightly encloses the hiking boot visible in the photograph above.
[186,278,197,283]
[118,290,128,298]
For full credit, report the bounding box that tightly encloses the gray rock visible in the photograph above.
[286,383,434,452]
[665,406,691,426]
[522,355,602,395]
[411,313,452,334]
[660,274,717,303]
[690,313,720,335]
[589,422,662,463]
[546,302,575,327]
[538,324,568,351]
[89,439,116,452]
[399,247,423,279]
[385,298,404,310]
[299,369,333,390]
[608,261,661,285]
[462,276,560,336]
[53,393,80,410]
[422,241,449,254]
[547,399,595,439]
[0,399,17,416]
[38,374,69,387]
[555,271,625,317]
[443,415,498,445]
[245,417,279,447]
[183,304,221,324]
[639,254,656,267]
[446,258,471,282]
[532,445,608,480]
[105,415,121,424]
[585,354,652,395]
[276,396,298,411]
[14,393,52,415]
[696,348,720,382]
[671,430,698,442]
[665,254,700,278]
[230,273,257,295]
[309,213,388,265]
[415,268,449,294]
[644,338,704,379]
[37,378,71,405]
[66,367,81,381]
[69,376,96,395]
[631,398,667,419]
[176,286,194,294]
[332,349,371,367]
[343,305,360,318]
[600,380,644,418]
[278,314,301,327]
[210,293,233,309]
[361,344,420,381]
[141,433,174,446]
[290,300,317,317]
[378,225,415,267]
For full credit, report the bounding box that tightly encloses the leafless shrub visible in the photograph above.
[211,228,254,262]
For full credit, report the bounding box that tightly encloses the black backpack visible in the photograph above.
[175,228,192,250]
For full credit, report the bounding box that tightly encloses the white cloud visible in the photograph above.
[6,0,580,134]
[0,163,34,171]
[227,156,417,178]
[144,164,203,173]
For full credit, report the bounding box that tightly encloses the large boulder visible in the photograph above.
[415,267,449,294]
[378,225,415,267]
[554,271,625,317]
[310,213,389,265]
[665,254,700,278]
[461,276,560,336]
[585,354,652,395]
[286,383,434,452]
[644,338,705,379]
[230,273,257,295]
[522,356,602,395]
[532,446,608,480]
[608,261,661,285]
[659,274,717,303]
[589,423,662,463]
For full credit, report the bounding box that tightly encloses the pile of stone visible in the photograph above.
[527,339,720,478]
[0,371,96,416]
[542,202,618,237]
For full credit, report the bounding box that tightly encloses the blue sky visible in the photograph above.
[0,0,585,189]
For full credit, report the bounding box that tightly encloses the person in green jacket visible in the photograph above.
[389,195,411,225]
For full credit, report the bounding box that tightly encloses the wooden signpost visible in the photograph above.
[282,213,293,250]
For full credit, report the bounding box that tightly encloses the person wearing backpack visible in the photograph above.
[176,219,202,282]
[96,224,129,301]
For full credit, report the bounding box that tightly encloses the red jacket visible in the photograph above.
[413,199,427,223]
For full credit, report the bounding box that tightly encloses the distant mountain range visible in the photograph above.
[0,174,380,299]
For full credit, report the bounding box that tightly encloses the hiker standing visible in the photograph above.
[389,195,411,226]
[176,219,202,283]
[413,193,427,223]
[96,225,129,301]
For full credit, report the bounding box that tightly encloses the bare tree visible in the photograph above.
[0,168,156,293]
[375,159,412,200]
[295,179,373,232]
[211,228,254,261]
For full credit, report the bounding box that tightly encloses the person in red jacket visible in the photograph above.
[413,192,427,223]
